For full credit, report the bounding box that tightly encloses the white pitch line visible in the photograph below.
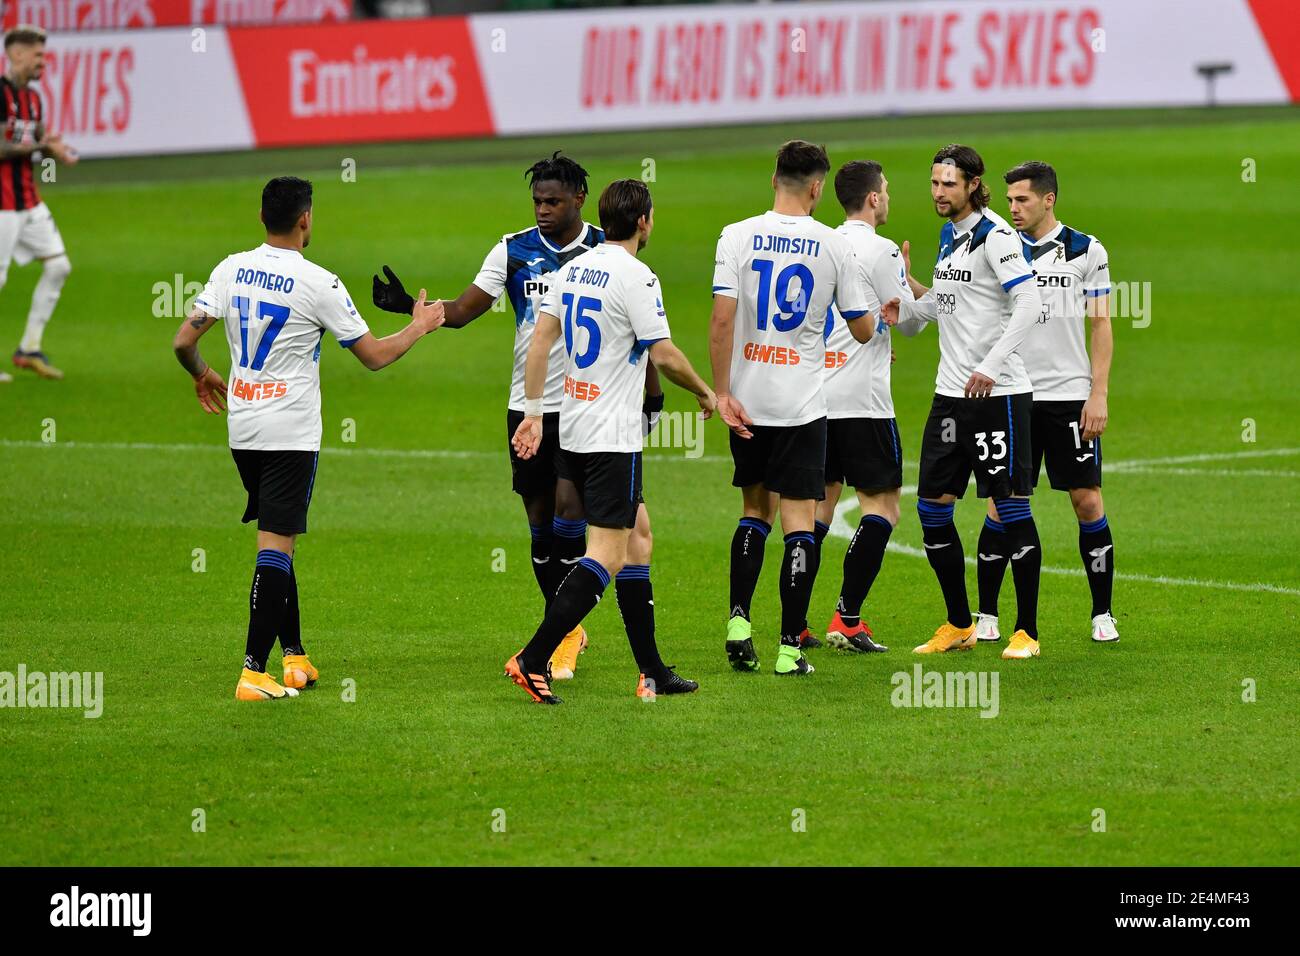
[6,436,1296,595]
[829,499,1300,597]
[1106,447,1300,468]
[1104,466,1300,479]
[5,439,1297,471]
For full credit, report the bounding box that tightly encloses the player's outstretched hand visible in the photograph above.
[881,297,901,327]
[512,415,543,460]
[963,371,996,400]
[901,240,911,276]
[42,133,78,166]
[1080,394,1108,441]
[194,367,227,414]
[717,393,753,439]
[697,387,718,420]
[372,265,415,315]
[412,289,445,333]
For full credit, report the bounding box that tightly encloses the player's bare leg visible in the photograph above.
[826,487,895,652]
[726,484,776,671]
[236,530,301,701]
[13,253,70,380]
[548,478,589,679]
[620,505,697,698]
[914,493,978,654]
[1072,486,1118,642]
[508,526,629,704]
[774,495,818,675]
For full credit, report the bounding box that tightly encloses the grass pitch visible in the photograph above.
[0,108,1297,866]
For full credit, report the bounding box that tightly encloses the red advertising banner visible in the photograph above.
[1,0,352,31]
[226,16,493,147]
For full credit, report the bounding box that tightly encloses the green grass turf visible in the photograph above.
[0,107,1297,865]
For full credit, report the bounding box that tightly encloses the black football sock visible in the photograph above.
[521,557,608,670]
[995,498,1041,640]
[976,516,1010,617]
[548,517,587,606]
[728,517,770,622]
[279,560,305,657]
[916,500,972,628]
[244,549,292,672]
[836,514,892,626]
[779,531,817,647]
[1079,515,1115,617]
[801,520,831,633]
[529,523,553,607]
[615,564,665,676]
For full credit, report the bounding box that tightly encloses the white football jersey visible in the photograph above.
[539,243,671,454]
[904,208,1036,397]
[194,243,369,451]
[713,211,872,427]
[1018,223,1110,401]
[472,223,603,413]
[823,220,910,419]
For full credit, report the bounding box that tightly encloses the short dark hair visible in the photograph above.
[261,176,313,234]
[834,160,884,214]
[1004,160,1058,198]
[597,179,652,241]
[524,151,589,195]
[5,25,46,48]
[933,143,990,209]
[775,140,830,187]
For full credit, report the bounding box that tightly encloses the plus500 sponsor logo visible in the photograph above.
[933,267,972,282]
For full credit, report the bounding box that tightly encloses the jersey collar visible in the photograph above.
[842,219,878,234]
[951,209,983,237]
[537,222,597,254]
[1021,222,1064,246]
[259,242,303,257]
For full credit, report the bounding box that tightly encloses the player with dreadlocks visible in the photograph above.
[373,152,662,680]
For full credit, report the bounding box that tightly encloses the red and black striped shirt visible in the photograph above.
[0,77,42,211]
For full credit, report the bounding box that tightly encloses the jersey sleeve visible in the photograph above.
[192,257,231,320]
[711,226,740,299]
[538,277,561,320]
[628,270,671,344]
[834,240,874,318]
[1083,239,1111,298]
[986,226,1034,293]
[471,239,508,300]
[317,276,370,347]
[871,241,914,307]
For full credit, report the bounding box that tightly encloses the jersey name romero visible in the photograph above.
[540,243,671,454]
[713,211,872,427]
[824,220,908,419]
[1018,223,1111,402]
[919,208,1035,397]
[473,223,603,413]
[194,244,370,451]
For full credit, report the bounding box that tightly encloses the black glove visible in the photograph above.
[372,265,415,315]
